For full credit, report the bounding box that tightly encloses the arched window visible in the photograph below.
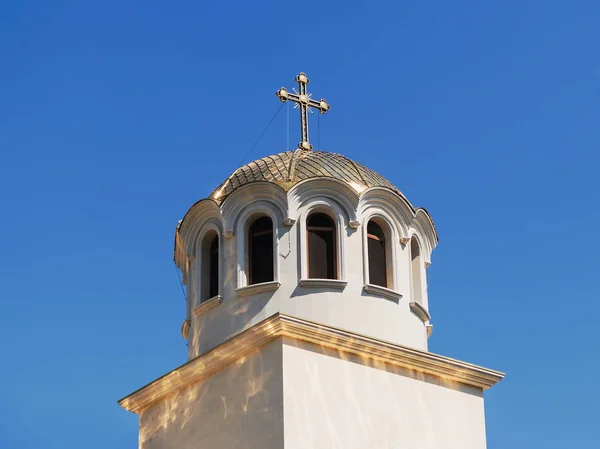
[248,216,274,285]
[201,232,219,302]
[307,213,337,279]
[367,220,387,288]
[410,237,423,304]
[208,235,219,298]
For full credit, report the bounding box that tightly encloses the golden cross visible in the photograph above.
[276,72,330,150]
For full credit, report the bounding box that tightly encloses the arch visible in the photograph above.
[358,188,439,264]
[298,199,347,281]
[234,201,281,288]
[221,182,288,234]
[360,208,401,292]
[199,230,220,301]
[307,212,337,279]
[358,188,411,240]
[413,208,438,263]
[174,199,224,283]
[288,178,359,225]
[366,219,392,289]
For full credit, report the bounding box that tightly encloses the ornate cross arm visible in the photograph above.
[276,72,330,150]
[276,88,331,113]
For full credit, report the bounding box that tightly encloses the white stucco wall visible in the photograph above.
[180,180,437,360]
[135,337,489,449]
[139,340,284,449]
[188,214,427,358]
[282,340,488,449]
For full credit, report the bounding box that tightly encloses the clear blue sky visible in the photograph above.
[1,1,598,448]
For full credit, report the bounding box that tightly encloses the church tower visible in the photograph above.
[119,73,503,449]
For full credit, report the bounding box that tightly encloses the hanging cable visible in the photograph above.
[318,111,321,149]
[237,103,285,167]
[174,262,186,301]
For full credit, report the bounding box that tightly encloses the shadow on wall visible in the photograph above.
[285,338,483,398]
[139,340,283,449]
[282,338,485,449]
[189,290,276,358]
[139,335,483,449]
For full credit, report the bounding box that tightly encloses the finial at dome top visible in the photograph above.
[276,72,330,150]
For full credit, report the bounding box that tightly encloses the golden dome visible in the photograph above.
[210,149,402,202]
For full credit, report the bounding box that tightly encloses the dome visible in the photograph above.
[211,149,402,202]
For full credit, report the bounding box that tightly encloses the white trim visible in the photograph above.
[363,284,402,302]
[361,211,399,291]
[119,313,503,414]
[221,182,288,234]
[287,178,359,224]
[299,279,348,290]
[192,295,223,317]
[408,234,428,310]
[195,224,223,308]
[234,202,282,289]
[236,281,281,297]
[298,200,347,281]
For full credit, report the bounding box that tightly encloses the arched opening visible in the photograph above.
[307,213,337,279]
[200,232,220,302]
[248,216,274,285]
[367,220,388,288]
[410,237,423,304]
[208,235,219,298]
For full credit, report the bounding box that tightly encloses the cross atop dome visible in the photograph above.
[276,72,330,150]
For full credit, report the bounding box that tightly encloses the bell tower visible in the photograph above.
[119,73,503,449]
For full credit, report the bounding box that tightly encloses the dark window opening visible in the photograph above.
[307,213,337,279]
[209,235,219,298]
[367,221,387,288]
[411,237,422,304]
[249,216,274,285]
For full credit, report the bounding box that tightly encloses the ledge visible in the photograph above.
[192,295,223,317]
[410,301,431,322]
[119,313,504,414]
[180,319,191,339]
[363,284,402,303]
[235,281,280,297]
[299,279,348,290]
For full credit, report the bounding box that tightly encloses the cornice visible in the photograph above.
[410,301,431,322]
[119,313,504,415]
[299,279,348,290]
[235,281,281,297]
[192,295,223,317]
[363,284,402,303]
[180,319,191,339]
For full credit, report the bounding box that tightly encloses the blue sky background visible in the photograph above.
[1,1,599,447]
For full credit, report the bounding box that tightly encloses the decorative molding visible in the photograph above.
[424,261,431,268]
[426,323,433,339]
[119,313,504,414]
[399,237,410,246]
[235,281,281,297]
[180,319,191,339]
[192,295,223,317]
[363,284,402,303]
[222,230,234,239]
[348,220,360,229]
[299,279,348,290]
[410,301,431,323]
[283,217,296,226]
